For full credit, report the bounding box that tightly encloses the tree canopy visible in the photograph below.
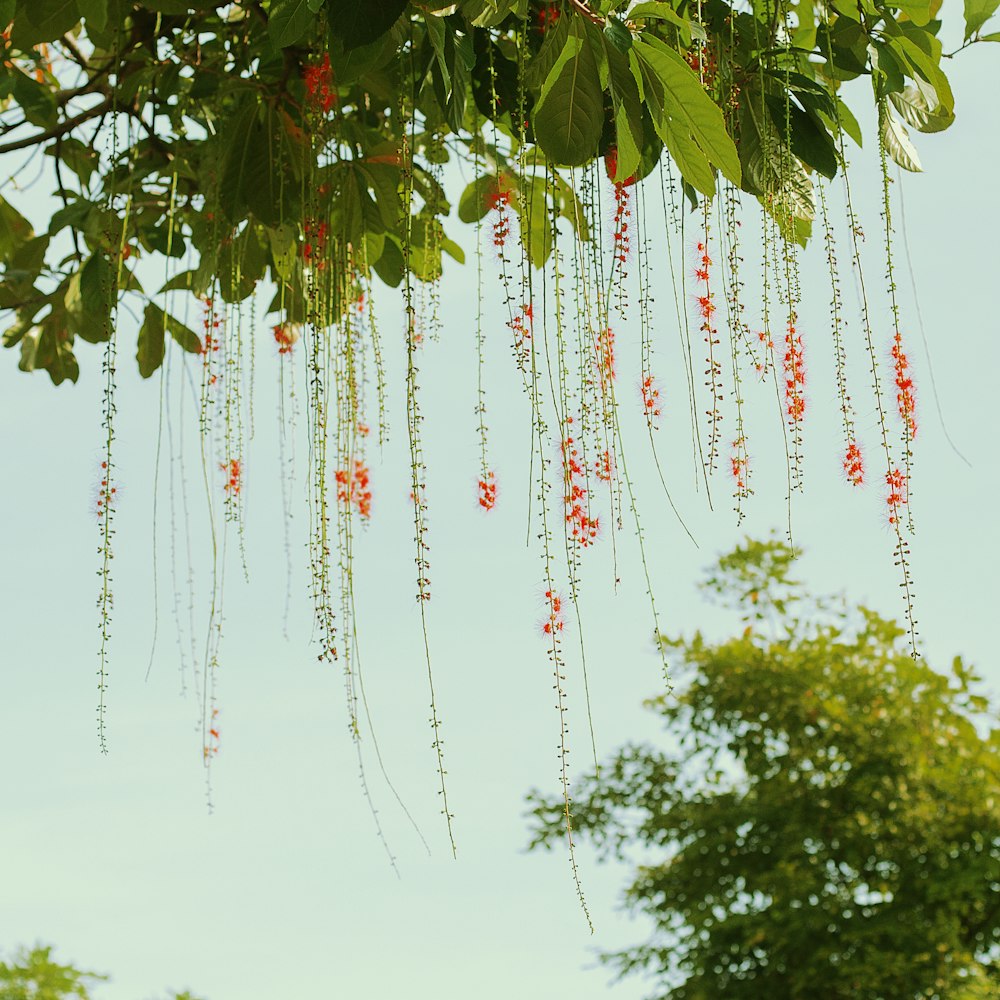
[527,539,1000,999]
[0,946,204,1000]
[0,0,994,382]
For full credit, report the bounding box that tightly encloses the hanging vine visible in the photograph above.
[0,0,991,906]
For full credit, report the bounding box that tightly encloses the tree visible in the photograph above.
[527,539,1000,999]
[0,945,202,1000]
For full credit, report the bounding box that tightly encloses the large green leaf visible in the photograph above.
[328,0,407,50]
[17,0,80,43]
[631,36,740,185]
[764,96,838,179]
[218,103,300,227]
[267,0,315,48]
[531,23,605,167]
[606,43,642,182]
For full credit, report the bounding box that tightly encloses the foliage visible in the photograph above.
[0,947,105,1000]
[0,0,994,382]
[527,539,1000,999]
[0,946,201,1000]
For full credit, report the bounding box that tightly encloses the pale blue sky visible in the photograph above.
[1,31,998,1000]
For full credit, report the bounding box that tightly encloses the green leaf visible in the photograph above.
[267,0,315,48]
[604,16,632,53]
[531,23,605,167]
[12,73,58,129]
[218,102,300,226]
[660,116,715,196]
[627,1,703,46]
[632,36,740,185]
[606,43,643,182]
[524,13,570,91]
[881,105,922,171]
[22,0,80,41]
[764,96,839,179]
[165,313,202,354]
[65,251,114,344]
[137,303,166,378]
[964,0,1000,38]
[328,0,407,50]
[886,34,954,112]
[268,223,298,282]
[77,0,106,30]
[517,176,554,268]
[0,195,33,263]
[889,81,954,133]
[892,0,932,25]
[372,236,404,287]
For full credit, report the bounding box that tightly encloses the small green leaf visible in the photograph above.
[165,314,202,354]
[604,17,632,53]
[964,0,1000,38]
[881,105,922,171]
[268,223,298,282]
[0,195,33,262]
[137,304,167,378]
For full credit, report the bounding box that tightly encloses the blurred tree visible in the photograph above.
[527,539,1000,1000]
[0,946,202,1000]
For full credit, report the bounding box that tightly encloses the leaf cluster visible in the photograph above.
[0,0,993,381]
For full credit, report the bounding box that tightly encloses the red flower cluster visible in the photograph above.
[886,467,908,526]
[594,450,613,483]
[604,147,637,188]
[783,321,806,423]
[222,459,241,496]
[335,460,372,519]
[303,54,337,114]
[843,441,864,487]
[594,325,616,386]
[562,421,600,547]
[730,444,749,493]
[611,175,632,264]
[478,471,497,511]
[509,302,532,367]
[203,708,221,762]
[542,589,565,636]
[755,329,774,377]
[303,219,329,269]
[273,322,299,355]
[95,460,116,520]
[641,374,662,420]
[489,183,512,250]
[537,3,560,32]
[685,45,718,89]
[891,331,917,440]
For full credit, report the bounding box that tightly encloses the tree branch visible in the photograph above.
[0,96,113,155]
